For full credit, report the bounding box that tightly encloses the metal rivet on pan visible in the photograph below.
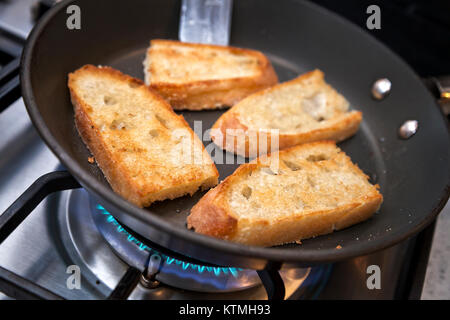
[398,120,419,139]
[372,78,392,100]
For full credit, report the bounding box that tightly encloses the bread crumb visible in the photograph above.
[88,156,95,164]
[336,245,342,250]
[295,240,302,245]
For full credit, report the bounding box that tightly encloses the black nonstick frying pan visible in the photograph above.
[20,0,449,270]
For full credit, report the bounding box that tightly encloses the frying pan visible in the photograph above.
[20,0,449,269]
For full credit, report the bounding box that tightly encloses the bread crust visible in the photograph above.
[145,39,278,110]
[211,70,363,157]
[186,186,238,238]
[68,65,219,207]
[188,141,383,246]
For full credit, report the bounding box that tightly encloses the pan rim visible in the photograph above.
[20,0,450,267]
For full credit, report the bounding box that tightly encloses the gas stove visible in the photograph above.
[0,0,448,300]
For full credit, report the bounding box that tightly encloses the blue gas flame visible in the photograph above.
[96,205,242,278]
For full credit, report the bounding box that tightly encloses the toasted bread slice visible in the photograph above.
[68,65,219,207]
[143,39,278,110]
[211,70,362,157]
[187,141,382,247]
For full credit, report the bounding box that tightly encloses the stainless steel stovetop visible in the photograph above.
[0,0,448,300]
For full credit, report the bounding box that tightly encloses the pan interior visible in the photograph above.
[96,45,387,251]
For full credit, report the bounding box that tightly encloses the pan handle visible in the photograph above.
[0,57,21,113]
[423,76,450,118]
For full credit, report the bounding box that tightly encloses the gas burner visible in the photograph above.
[91,202,260,293]
[58,188,331,299]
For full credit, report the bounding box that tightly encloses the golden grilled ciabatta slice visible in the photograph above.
[188,141,382,247]
[211,70,362,157]
[68,65,218,207]
[144,39,278,110]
